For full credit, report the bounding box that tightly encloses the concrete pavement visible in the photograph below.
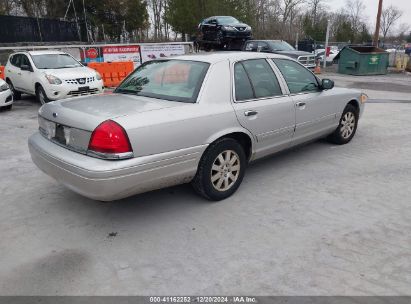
[0,97,410,295]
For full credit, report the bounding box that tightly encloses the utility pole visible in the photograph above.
[323,19,330,69]
[373,0,383,46]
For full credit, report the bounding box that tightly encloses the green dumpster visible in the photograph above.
[336,46,389,75]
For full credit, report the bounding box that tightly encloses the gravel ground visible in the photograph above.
[0,97,410,296]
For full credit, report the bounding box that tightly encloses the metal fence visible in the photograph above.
[0,15,84,43]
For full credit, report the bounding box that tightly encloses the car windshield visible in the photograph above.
[115,60,210,103]
[31,54,82,69]
[268,41,295,51]
[216,16,239,24]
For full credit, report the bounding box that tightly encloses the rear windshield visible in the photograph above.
[115,60,209,103]
[268,41,295,51]
[31,54,82,69]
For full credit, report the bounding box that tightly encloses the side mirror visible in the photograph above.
[321,78,334,90]
[20,64,32,72]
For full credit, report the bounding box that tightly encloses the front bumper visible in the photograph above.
[45,80,104,101]
[28,132,205,201]
[0,89,13,107]
[223,31,252,40]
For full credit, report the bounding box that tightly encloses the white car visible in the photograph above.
[317,50,339,64]
[5,50,104,104]
[0,78,13,110]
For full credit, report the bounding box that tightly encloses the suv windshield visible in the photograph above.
[268,41,295,51]
[216,16,239,24]
[31,54,82,69]
[115,60,209,103]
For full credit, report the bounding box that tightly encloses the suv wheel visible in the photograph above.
[192,138,247,201]
[36,85,50,105]
[6,80,21,100]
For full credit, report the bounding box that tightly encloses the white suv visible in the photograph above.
[5,50,104,104]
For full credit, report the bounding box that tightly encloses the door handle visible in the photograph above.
[244,110,258,117]
[18,73,22,76]
[296,102,306,108]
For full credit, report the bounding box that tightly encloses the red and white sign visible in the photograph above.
[86,48,99,59]
[102,45,141,67]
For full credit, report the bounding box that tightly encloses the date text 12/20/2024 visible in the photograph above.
[149,296,257,303]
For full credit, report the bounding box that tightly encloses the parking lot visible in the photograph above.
[1,95,410,295]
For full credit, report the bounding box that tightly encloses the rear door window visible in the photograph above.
[234,59,283,101]
[234,63,254,101]
[10,54,21,67]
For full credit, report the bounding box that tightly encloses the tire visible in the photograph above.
[192,138,247,201]
[217,31,225,47]
[328,104,359,145]
[36,85,50,105]
[6,80,21,100]
[4,104,12,111]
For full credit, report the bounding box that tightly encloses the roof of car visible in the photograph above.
[170,51,291,64]
[14,50,67,56]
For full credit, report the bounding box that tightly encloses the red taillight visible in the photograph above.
[88,120,132,154]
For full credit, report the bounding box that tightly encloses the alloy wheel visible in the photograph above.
[210,150,240,192]
[340,112,356,139]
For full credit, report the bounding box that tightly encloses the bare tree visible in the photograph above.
[148,0,164,41]
[0,0,17,15]
[345,0,364,32]
[281,0,305,40]
[380,5,402,42]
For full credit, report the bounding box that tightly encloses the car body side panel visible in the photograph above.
[114,60,252,158]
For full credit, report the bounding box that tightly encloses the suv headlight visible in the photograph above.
[45,74,62,85]
[0,83,9,92]
[95,72,102,81]
[246,26,252,31]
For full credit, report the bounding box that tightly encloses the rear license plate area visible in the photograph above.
[54,124,67,145]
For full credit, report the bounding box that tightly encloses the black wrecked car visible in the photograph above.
[198,16,252,49]
[243,40,316,69]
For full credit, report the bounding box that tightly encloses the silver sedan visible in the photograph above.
[28,52,366,201]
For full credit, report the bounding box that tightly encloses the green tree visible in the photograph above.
[69,0,149,40]
[357,23,371,43]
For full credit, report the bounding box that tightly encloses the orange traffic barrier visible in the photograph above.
[0,66,5,80]
[88,61,134,87]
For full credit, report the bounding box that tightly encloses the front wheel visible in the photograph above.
[192,138,247,201]
[6,80,21,100]
[36,85,51,105]
[328,104,359,145]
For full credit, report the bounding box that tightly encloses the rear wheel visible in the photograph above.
[36,85,50,105]
[328,104,359,145]
[6,80,21,100]
[192,138,246,201]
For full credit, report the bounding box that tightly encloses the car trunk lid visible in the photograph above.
[38,93,186,156]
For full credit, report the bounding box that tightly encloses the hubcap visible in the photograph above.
[210,150,240,192]
[340,112,356,139]
[39,90,46,104]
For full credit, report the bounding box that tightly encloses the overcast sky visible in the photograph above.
[326,0,410,32]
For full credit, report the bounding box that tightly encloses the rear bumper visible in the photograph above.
[28,132,206,201]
